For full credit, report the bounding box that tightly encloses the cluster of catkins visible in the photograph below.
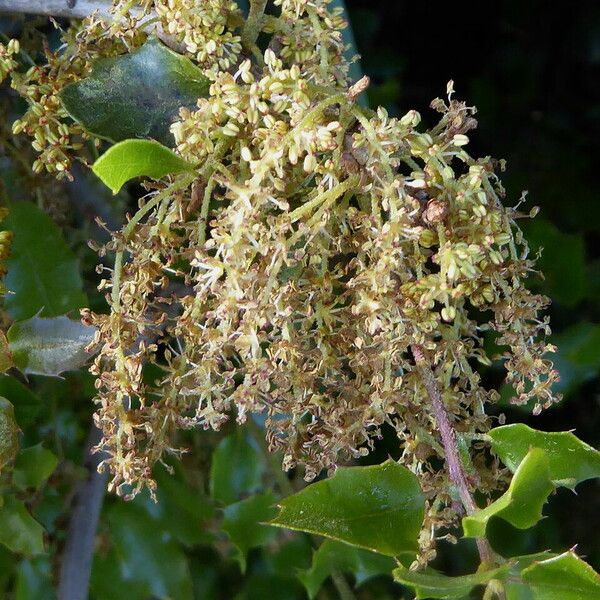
[4,0,559,554]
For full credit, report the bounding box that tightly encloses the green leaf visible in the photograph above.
[462,449,554,538]
[12,445,58,491]
[98,502,193,600]
[14,556,55,600]
[270,460,425,557]
[521,551,600,599]
[0,377,42,427]
[209,430,266,505]
[92,139,195,194]
[393,564,511,599]
[299,539,395,599]
[7,315,96,377]
[59,37,210,146]
[221,492,278,572]
[0,496,44,556]
[503,552,557,600]
[0,331,14,373]
[0,397,19,472]
[2,203,87,320]
[488,424,600,488]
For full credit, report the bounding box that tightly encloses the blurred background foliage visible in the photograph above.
[0,0,598,598]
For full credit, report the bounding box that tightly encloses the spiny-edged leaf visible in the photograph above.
[0,397,19,472]
[0,496,44,556]
[59,37,210,145]
[1,203,87,320]
[270,460,425,557]
[8,315,96,377]
[12,445,58,491]
[209,430,266,505]
[488,424,600,488]
[221,492,278,572]
[462,449,554,538]
[521,551,600,599]
[0,376,42,427]
[92,139,195,194]
[299,539,395,599]
[503,552,557,600]
[393,564,511,599]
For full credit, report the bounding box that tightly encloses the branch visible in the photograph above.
[0,0,110,19]
[411,344,493,564]
[57,425,108,600]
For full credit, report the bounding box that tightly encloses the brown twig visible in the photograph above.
[411,343,493,564]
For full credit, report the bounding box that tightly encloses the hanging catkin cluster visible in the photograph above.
[4,0,559,553]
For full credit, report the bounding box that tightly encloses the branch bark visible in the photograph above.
[411,343,493,564]
[57,425,108,600]
[0,0,110,19]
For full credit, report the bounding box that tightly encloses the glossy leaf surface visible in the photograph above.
[60,38,210,145]
[270,460,425,556]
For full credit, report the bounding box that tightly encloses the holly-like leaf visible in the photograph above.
[92,139,195,194]
[209,430,266,505]
[59,37,210,146]
[503,552,557,600]
[221,492,278,572]
[0,397,19,472]
[12,445,58,491]
[488,424,600,488]
[462,449,554,538]
[8,315,96,377]
[0,496,44,556]
[393,564,511,599]
[299,539,395,599]
[1,203,87,320]
[521,552,600,599]
[270,460,425,557]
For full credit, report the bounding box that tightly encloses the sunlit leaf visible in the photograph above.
[1,203,87,320]
[12,445,58,491]
[299,539,395,599]
[393,563,511,599]
[8,315,96,377]
[209,430,266,505]
[462,449,554,538]
[60,37,210,145]
[221,492,278,572]
[521,551,600,599]
[0,496,44,556]
[270,460,425,556]
[489,424,600,488]
[92,139,195,194]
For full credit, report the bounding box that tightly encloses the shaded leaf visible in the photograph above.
[462,449,554,538]
[14,556,55,600]
[59,37,210,146]
[0,397,19,472]
[521,551,600,599]
[240,574,304,600]
[12,445,58,491]
[299,539,395,599]
[393,563,511,599]
[0,377,42,427]
[209,430,266,505]
[1,203,87,320]
[8,315,96,377]
[92,139,195,194]
[503,552,557,600]
[98,502,193,600]
[489,424,600,488]
[270,460,425,556]
[0,496,44,556]
[221,492,278,572]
